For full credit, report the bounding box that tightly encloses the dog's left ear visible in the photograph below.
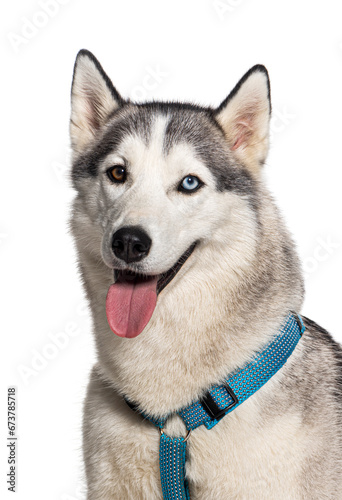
[214,65,271,174]
[70,49,124,155]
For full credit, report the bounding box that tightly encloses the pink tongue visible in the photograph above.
[106,276,158,338]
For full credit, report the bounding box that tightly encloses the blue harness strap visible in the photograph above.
[159,433,190,500]
[124,312,305,500]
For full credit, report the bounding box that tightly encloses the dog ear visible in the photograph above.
[214,65,271,174]
[70,49,124,155]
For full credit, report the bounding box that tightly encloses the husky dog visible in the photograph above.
[70,49,342,499]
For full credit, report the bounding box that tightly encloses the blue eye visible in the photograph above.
[179,175,203,193]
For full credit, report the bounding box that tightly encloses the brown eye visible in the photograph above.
[106,166,127,183]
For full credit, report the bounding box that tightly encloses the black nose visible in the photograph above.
[112,226,152,263]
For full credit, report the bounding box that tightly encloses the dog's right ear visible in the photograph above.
[70,50,124,155]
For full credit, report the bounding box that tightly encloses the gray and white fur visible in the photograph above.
[69,49,342,499]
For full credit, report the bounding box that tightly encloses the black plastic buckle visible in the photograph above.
[200,384,238,421]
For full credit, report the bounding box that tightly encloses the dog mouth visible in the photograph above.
[105,242,197,339]
[114,241,197,295]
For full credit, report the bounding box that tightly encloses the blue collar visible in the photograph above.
[124,312,305,500]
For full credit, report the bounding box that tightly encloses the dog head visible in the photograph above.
[70,50,271,339]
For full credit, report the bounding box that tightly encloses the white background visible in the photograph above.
[1,0,342,498]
